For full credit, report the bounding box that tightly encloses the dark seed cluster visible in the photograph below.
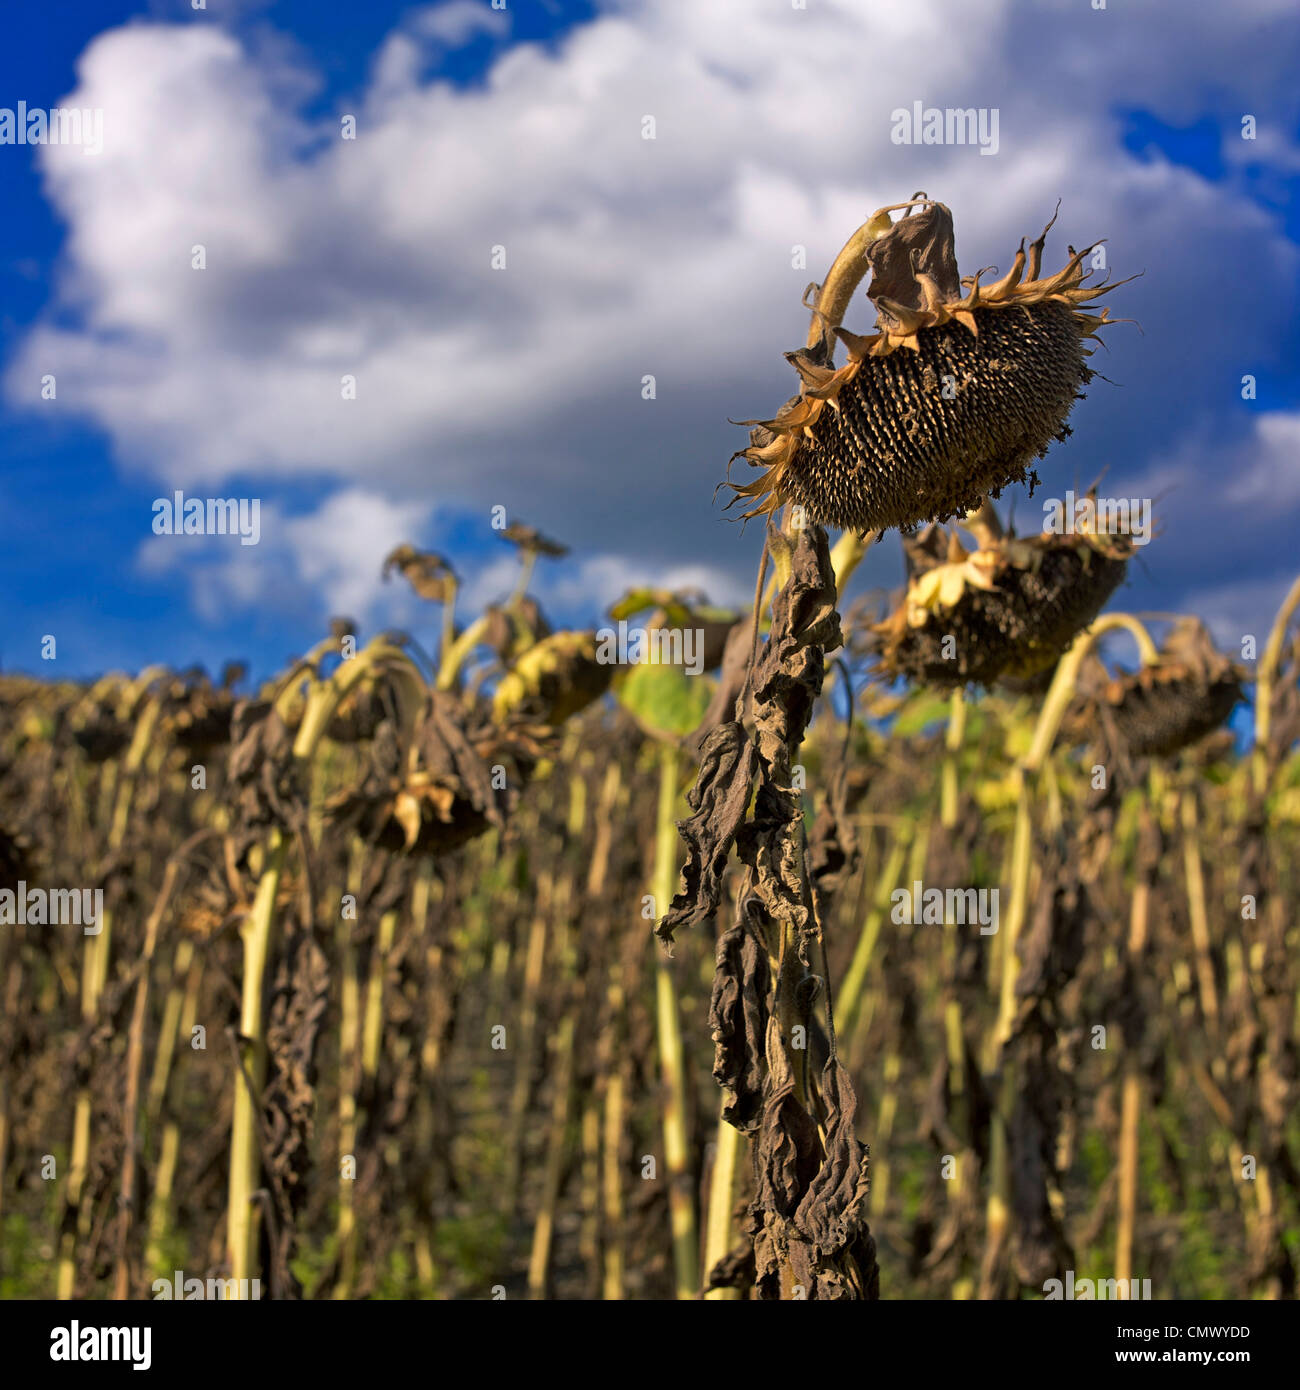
[1103,670,1244,759]
[879,542,1129,688]
[773,299,1091,534]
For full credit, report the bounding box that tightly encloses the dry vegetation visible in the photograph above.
[2,200,1298,1301]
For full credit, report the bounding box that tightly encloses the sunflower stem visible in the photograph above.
[1253,574,1300,797]
[652,744,699,1299]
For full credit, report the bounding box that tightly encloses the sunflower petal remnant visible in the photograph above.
[726,201,1132,535]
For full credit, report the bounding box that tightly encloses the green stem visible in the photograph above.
[838,822,915,1044]
[226,829,287,1290]
[1253,574,1300,797]
[653,744,699,1299]
[702,1113,742,1301]
[941,686,966,830]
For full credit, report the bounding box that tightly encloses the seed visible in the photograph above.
[727,202,1129,534]
[1093,620,1244,758]
[868,517,1132,688]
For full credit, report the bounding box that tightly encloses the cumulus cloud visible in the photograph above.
[414,1,510,47]
[1224,413,1300,508]
[1181,572,1296,653]
[8,0,1300,631]
[137,487,432,629]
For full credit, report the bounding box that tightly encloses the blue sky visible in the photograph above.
[2,0,1298,686]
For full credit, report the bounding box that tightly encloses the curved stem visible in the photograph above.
[804,199,931,354]
[228,639,424,1294]
[985,613,1158,1295]
[1253,574,1300,796]
[1024,613,1158,775]
[437,614,491,692]
[508,549,538,610]
[994,614,1157,1052]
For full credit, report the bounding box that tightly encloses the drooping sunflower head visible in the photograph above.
[68,674,136,763]
[0,821,33,884]
[325,674,398,745]
[727,199,1131,536]
[491,630,613,726]
[157,669,235,753]
[865,498,1133,689]
[1085,618,1245,760]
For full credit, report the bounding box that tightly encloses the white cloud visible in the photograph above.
[455,552,521,617]
[1224,413,1300,507]
[137,487,432,628]
[283,487,433,618]
[1180,572,1296,653]
[9,0,1300,627]
[414,2,510,48]
[370,4,512,104]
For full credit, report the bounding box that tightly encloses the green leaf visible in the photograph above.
[892,692,952,737]
[613,662,713,741]
[694,603,739,623]
[609,589,687,625]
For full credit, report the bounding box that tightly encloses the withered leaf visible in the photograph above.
[702,1240,756,1297]
[753,1016,822,1220]
[226,699,303,833]
[657,721,757,943]
[793,1060,875,1279]
[864,201,963,321]
[708,896,771,1132]
[807,761,859,909]
[736,777,810,949]
[262,918,331,1299]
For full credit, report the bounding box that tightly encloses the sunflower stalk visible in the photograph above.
[226,640,420,1295]
[57,691,162,1299]
[983,614,1156,1294]
[652,744,699,1299]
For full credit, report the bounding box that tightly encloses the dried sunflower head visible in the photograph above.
[158,669,235,753]
[491,630,613,726]
[0,822,33,883]
[68,675,135,762]
[727,200,1129,534]
[382,544,459,603]
[867,502,1132,688]
[1087,618,1245,759]
[479,596,552,664]
[327,692,540,854]
[325,681,391,744]
[500,522,569,558]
